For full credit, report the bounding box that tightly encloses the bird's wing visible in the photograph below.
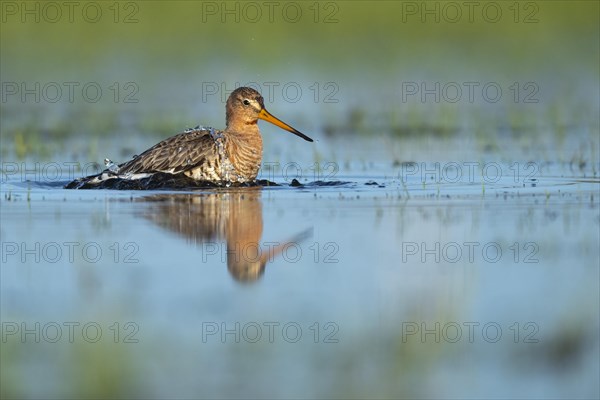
[118,129,219,175]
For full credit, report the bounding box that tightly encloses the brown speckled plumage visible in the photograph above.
[66,87,312,188]
[118,128,221,177]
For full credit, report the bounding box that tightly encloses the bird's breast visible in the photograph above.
[224,134,263,182]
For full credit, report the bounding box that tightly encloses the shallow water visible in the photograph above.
[1,133,599,398]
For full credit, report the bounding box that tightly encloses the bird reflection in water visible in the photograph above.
[137,189,312,282]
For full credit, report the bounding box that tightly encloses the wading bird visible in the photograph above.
[66,86,313,189]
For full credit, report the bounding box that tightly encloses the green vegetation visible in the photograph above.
[0,1,598,162]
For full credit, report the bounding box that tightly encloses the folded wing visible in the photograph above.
[118,129,219,175]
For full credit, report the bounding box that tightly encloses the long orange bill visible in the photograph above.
[258,108,313,142]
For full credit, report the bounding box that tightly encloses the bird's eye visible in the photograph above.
[243,99,250,106]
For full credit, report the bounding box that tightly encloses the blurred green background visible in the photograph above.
[1,0,598,161]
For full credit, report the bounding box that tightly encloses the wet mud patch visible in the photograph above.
[64,172,279,190]
[63,172,352,190]
[289,178,354,188]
